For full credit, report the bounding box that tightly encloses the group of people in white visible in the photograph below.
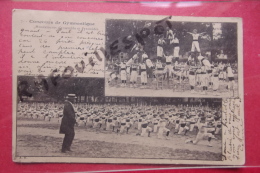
[18,101,222,147]
[107,28,236,96]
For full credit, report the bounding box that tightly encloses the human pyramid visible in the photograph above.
[18,102,222,147]
[107,28,236,96]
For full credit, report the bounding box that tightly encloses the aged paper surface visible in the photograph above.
[13,9,244,165]
[13,10,105,78]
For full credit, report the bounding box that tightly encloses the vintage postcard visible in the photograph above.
[12,9,244,165]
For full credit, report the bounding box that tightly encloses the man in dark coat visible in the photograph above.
[60,94,77,153]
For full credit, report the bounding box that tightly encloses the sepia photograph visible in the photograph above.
[16,76,222,161]
[105,19,239,98]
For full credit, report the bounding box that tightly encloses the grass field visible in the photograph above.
[16,117,222,161]
[105,73,239,98]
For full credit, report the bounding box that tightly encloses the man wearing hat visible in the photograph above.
[59,94,77,153]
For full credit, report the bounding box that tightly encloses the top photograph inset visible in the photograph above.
[105,18,242,98]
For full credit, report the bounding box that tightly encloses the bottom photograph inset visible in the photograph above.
[16,95,222,161]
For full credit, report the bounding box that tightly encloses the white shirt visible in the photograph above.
[120,63,126,69]
[197,55,204,61]
[227,66,234,77]
[170,37,179,44]
[142,53,148,59]
[192,33,200,40]
[156,62,163,69]
[158,38,165,46]
[140,63,146,70]
[131,64,138,69]
[165,55,173,63]
[217,54,227,59]
[132,54,139,60]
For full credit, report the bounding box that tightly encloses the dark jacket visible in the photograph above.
[59,101,76,134]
